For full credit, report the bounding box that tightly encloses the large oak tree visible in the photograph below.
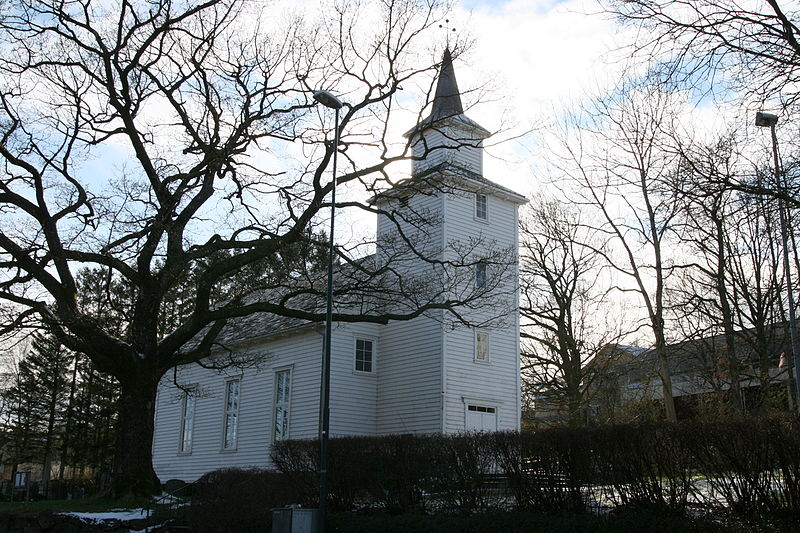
[0,0,507,496]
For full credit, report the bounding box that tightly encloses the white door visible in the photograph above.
[465,404,497,432]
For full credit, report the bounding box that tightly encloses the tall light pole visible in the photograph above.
[313,89,343,533]
[756,110,800,412]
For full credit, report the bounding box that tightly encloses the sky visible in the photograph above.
[389,0,629,196]
[328,0,635,243]
[441,0,630,193]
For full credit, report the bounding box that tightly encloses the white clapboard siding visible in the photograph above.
[329,322,380,436]
[411,123,484,176]
[441,182,522,433]
[376,313,444,434]
[374,187,446,434]
[153,322,381,482]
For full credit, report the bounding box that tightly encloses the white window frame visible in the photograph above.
[475,192,488,221]
[475,261,487,288]
[474,330,490,363]
[178,388,197,454]
[221,378,241,451]
[14,471,29,488]
[354,337,376,374]
[273,368,292,442]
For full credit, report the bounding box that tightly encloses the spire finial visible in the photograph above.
[438,18,457,47]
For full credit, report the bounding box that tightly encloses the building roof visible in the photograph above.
[205,255,382,348]
[591,322,791,383]
[431,48,463,120]
[404,48,491,138]
[368,162,527,205]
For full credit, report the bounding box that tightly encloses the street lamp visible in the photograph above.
[755,110,800,413]
[313,89,343,533]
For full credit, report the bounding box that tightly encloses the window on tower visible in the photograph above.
[475,193,488,220]
[475,262,487,288]
[475,330,489,362]
[355,338,374,373]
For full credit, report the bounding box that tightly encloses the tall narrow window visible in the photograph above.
[476,193,488,220]
[475,331,489,362]
[274,370,291,442]
[222,379,240,450]
[475,262,487,288]
[178,391,196,453]
[355,339,374,373]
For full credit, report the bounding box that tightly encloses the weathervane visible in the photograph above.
[438,18,456,47]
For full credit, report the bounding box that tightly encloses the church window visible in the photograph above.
[355,338,374,373]
[178,390,196,453]
[274,369,291,442]
[476,193,488,220]
[475,331,489,362]
[222,379,240,450]
[13,472,29,488]
[475,262,487,288]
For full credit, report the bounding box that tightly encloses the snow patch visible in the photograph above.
[61,508,150,521]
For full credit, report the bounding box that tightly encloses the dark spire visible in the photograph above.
[430,48,463,120]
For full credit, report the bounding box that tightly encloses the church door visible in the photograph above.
[465,404,497,432]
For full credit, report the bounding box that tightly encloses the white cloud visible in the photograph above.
[442,0,632,194]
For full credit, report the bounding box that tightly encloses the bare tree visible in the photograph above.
[519,196,622,427]
[552,83,683,421]
[669,134,746,411]
[0,0,508,496]
[604,0,800,208]
[666,132,793,413]
[605,0,800,108]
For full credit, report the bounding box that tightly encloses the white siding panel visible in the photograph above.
[152,322,385,482]
[441,186,521,433]
[329,322,380,436]
[411,124,484,175]
[153,330,325,481]
[376,313,443,434]
[375,190,445,434]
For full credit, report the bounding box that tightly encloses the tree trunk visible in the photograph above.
[59,352,80,481]
[41,391,58,498]
[654,326,677,422]
[112,378,160,497]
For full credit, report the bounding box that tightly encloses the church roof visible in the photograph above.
[404,48,490,138]
[368,162,528,205]
[430,48,463,120]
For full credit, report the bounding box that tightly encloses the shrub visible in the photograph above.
[271,414,800,518]
[591,423,694,511]
[490,429,589,512]
[425,433,498,514]
[689,416,800,517]
[270,439,319,507]
[188,468,298,533]
[366,434,431,514]
[273,434,435,514]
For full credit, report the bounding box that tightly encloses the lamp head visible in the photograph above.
[755,111,778,128]
[313,90,343,110]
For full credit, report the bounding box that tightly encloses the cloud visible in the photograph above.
[444,0,631,193]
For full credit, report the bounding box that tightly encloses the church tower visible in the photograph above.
[374,49,527,434]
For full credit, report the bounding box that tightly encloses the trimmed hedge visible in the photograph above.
[187,468,300,533]
[270,415,800,518]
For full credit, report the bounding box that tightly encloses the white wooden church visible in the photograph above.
[152,50,527,482]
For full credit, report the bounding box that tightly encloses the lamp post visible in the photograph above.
[313,89,343,533]
[755,110,800,413]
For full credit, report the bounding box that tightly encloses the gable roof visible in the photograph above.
[368,162,528,205]
[591,322,791,383]
[404,48,491,139]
